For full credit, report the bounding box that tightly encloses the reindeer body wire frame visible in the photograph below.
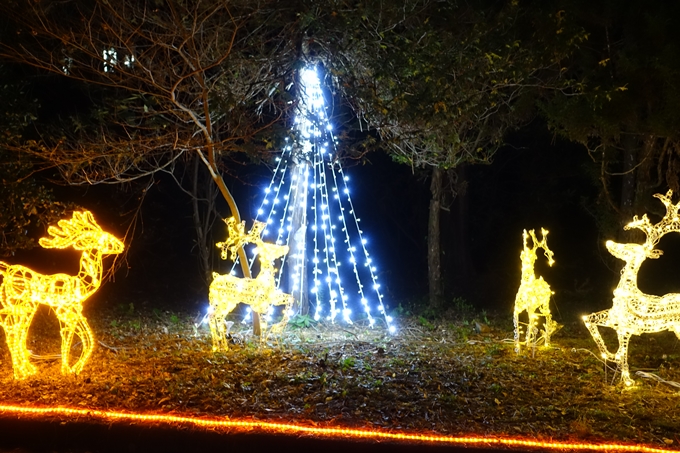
[513,228,556,353]
[583,190,680,386]
[0,211,124,379]
[207,217,294,352]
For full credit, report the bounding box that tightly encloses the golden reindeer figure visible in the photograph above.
[513,228,556,353]
[584,190,680,386]
[208,217,294,352]
[0,211,124,379]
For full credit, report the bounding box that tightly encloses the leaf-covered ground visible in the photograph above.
[0,304,679,450]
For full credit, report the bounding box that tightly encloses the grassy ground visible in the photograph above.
[0,303,678,450]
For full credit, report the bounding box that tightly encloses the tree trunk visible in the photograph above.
[428,167,444,309]
[289,161,309,316]
[198,148,261,337]
[619,136,638,242]
[451,165,470,295]
[191,157,215,286]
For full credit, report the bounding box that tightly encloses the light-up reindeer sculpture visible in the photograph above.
[208,217,294,352]
[584,190,680,386]
[513,228,556,353]
[0,211,124,379]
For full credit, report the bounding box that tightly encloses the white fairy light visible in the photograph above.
[243,64,395,333]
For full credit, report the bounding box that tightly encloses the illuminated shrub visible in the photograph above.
[0,211,123,379]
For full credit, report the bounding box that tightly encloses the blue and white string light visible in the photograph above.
[240,65,395,334]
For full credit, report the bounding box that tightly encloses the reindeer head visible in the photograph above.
[605,240,662,264]
[255,242,290,263]
[38,210,124,255]
[615,190,680,261]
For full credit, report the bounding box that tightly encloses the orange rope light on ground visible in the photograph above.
[513,228,556,353]
[0,211,124,379]
[0,403,675,453]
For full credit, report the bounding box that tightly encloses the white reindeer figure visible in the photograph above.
[0,211,124,379]
[584,190,680,386]
[513,228,556,353]
[208,217,293,352]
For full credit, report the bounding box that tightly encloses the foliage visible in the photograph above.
[289,314,316,329]
[540,0,680,229]
[0,0,304,295]
[307,1,588,169]
[0,0,291,185]
[0,67,70,256]
[287,1,590,311]
[0,0,590,197]
[0,1,591,311]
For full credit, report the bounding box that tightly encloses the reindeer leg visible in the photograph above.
[583,310,617,361]
[258,311,268,344]
[208,285,228,352]
[207,309,225,352]
[513,307,522,353]
[16,308,38,377]
[270,295,294,336]
[211,309,231,353]
[542,302,553,348]
[3,308,37,379]
[55,308,92,375]
[209,297,240,353]
[69,316,95,375]
[616,330,635,386]
[526,310,538,349]
[59,321,76,375]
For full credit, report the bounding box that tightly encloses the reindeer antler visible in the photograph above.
[216,217,266,261]
[39,211,101,250]
[625,190,680,246]
[527,228,555,266]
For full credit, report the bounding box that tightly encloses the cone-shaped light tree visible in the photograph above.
[231,66,395,333]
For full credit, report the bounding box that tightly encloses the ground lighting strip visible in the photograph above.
[0,403,675,453]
